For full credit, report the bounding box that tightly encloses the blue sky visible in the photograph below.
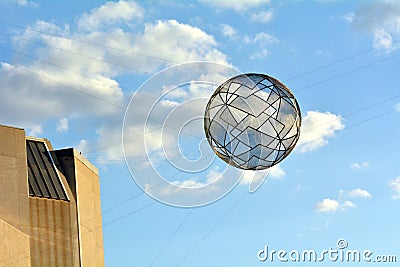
[1,0,400,266]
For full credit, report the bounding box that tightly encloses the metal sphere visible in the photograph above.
[204,73,301,170]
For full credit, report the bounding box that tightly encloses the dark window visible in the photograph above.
[26,139,68,201]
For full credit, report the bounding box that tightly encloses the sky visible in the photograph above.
[0,0,400,266]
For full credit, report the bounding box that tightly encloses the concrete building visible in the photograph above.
[0,124,104,267]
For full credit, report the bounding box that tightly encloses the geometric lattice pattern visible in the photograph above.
[204,73,301,170]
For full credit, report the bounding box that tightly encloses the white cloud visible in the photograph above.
[1,0,228,157]
[0,61,124,127]
[294,185,303,192]
[315,49,331,56]
[250,49,269,59]
[352,1,400,51]
[253,32,279,45]
[315,198,340,213]
[347,188,372,199]
[171,179,207,188]
[78,0,144,31]
[315,198,356,213]
[241,170,266,185]
[19,18,227,76]
[220,24,237,38]
[17,10,228,75]
[389,175,400,199]
[316,188,371,213]
[56,118,69,133]
[199,0,270,13]
[95,121,125,160]
[127,20,228,72]
[373,28,393,51]
[27,125,43,136]
[342,200,356,208]
[170,167,223,189]
[99,66,237,163]
[395,102,400,111]
[250,9,273,23]
[3,0,37,7]
[342,12,355,23]
[269,165,286,179]
[0,1,240,207]
[243,32,279,45]
[76,139,89,153]
[241,164,285,185]
[297,111,345,153]
[141,165,237,206]
[350,161,370,169]
[245,32,279,60]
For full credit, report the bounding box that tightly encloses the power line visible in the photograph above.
[0,20,179,65]
[176,192,247,266]
[85,103,400,162]
[283,42,400,82]
[0,21,238,76]
[1,56,206,147]
[3,63,125,110]
[2,23,399,158]
[0,167,186,266]
[2,197,157,266]
[0,31,153,75]
[2,103,398,266]
[295,51,400,93]
[149,209,194,267]
[92,107,400,267]
[1,19,399,267]
[83,86,400,161]
[172,104,396,266]
[0,44,130,88]
[2,20,399,82]
[1,28,398,238]
[83,50,400,155]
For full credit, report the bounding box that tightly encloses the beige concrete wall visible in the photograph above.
[0,218,31,267]
[0,125,30,236]
[27,139,81,267]
[74,150,104,267]
[0,125,31,267]
[29,197,80,267]
[0,125,104,267]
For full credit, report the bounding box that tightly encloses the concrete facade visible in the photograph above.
[0,125,104,267]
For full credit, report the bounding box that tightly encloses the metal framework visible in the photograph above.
[204,73,301,170]
[26,139,68,200]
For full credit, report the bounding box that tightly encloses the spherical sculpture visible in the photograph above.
[204,73,301,170]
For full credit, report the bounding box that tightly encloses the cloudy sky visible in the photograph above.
[1,0,399,266]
